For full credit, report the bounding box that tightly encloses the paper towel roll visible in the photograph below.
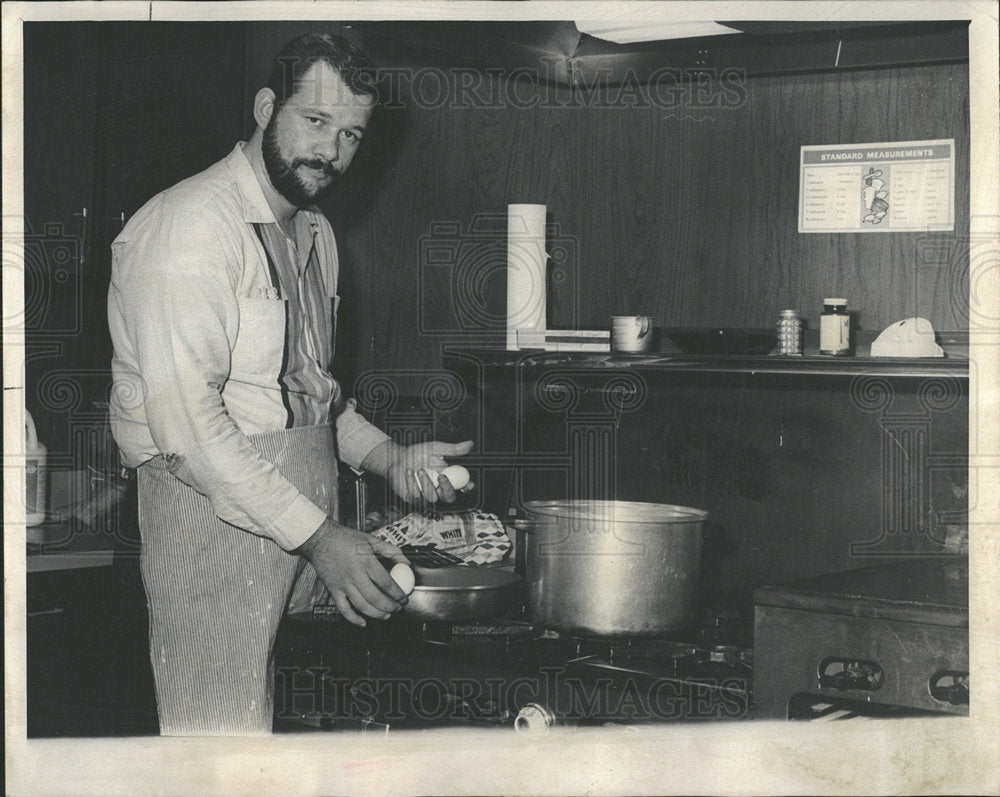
[507,204,547,351]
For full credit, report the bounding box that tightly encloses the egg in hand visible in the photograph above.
[421,465,471,491]
[389,562,415,596]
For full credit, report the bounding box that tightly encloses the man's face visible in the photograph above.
[262,61,375,208]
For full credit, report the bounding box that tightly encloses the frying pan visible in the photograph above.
[401,564,523,622]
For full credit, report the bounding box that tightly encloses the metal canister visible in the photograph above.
[776,309,803,356]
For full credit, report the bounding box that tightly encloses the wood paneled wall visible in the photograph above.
[25,24,970,453]
[27,24,968,399]
[314,51,970,379]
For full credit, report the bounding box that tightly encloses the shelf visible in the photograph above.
[443,349,970,379]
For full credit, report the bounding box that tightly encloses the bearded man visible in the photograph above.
[108,33,470,735]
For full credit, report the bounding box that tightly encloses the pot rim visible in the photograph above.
[523,499,708,525]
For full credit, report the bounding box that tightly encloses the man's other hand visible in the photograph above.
[362,439,475,504]
[298,518,410,627]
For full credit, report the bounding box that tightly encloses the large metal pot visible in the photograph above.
[523,500,707,637]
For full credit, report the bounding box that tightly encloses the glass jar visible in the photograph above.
[819,298,851,356]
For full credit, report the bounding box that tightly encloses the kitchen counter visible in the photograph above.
[753,557,969,627]
[27,521,120,573]
[25,471,138,573]
[443,348,970,379]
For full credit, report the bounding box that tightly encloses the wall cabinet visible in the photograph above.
[23,22,248,458]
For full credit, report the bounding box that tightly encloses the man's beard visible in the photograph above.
[262,114,341,208]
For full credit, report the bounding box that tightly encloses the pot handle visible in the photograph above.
[506,518,537,578]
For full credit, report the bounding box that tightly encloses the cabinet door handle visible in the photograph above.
[28,607,65,618]
[72,206,88,268]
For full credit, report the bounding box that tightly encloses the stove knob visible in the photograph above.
[514,703,556,733]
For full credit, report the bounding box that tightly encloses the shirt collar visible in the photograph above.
[226,141,281,224]
[226,142,322,227]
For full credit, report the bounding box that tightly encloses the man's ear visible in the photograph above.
[253,88,277,131]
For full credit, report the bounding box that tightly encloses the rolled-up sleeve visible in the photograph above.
[113,208,326,550]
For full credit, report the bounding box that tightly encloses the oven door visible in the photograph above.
[753,604,968,719]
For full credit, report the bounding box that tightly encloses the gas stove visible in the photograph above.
[273,611,752,733]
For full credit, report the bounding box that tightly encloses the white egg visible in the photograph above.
[421,465,471,491]
[389,562,415,595]
[439,465,471,490]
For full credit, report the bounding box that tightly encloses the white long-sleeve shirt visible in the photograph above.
[108,142,389,550]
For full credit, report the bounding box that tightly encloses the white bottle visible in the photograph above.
[820,298,851,356]
[25,410,47,527]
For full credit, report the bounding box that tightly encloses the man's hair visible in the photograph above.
[266,33,379,108]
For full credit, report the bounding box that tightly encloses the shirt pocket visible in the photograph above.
[231,296,287,383]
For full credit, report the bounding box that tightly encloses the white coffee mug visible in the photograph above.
[612,316,653,352]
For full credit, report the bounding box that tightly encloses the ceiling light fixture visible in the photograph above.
[574,20,743,45]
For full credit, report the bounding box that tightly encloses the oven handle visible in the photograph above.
[818,657,885,691]
[929,670,969,705]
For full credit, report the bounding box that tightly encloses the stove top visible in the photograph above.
[275,611,753,732]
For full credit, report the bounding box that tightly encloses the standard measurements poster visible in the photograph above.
[798,139,955,233]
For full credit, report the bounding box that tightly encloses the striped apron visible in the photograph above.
[137,424,336,735]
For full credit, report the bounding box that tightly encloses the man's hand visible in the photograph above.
[362,439,474,504]
[298,517,410,627]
